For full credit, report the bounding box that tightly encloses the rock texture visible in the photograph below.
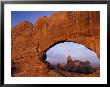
[11,11,100,77]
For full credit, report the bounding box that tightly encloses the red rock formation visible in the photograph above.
[11,11,100,77]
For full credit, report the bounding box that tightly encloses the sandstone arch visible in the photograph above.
[32,11,100,57]
[11,11,100,76]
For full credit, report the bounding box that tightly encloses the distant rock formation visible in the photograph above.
[11,11,100,77]
[67,55,75,66]
[66,55,91,68]
[50,56,96,74]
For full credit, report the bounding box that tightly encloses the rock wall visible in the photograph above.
[11,11,100,76]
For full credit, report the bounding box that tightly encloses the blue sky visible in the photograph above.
[11,11,55,27]
[46,42,100,67]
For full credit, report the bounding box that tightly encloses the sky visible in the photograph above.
[11,11,55,27]
[46,42,100,67]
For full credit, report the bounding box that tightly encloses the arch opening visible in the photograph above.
[41,41,100,75]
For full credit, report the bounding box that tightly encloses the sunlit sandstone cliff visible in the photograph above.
[11,11,100,77]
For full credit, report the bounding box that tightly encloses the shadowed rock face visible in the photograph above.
[11,11,100,77]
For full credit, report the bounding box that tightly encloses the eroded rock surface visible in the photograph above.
[11,11,100,77]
